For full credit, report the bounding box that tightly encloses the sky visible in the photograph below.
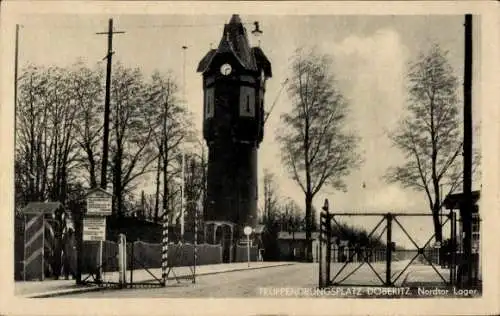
[10,13,483,248]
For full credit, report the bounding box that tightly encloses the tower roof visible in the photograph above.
[197,14,272,77]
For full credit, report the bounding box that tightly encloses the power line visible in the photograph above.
[17,21,258,30]
[133,23,225,29]
[264,78,288,124]
[123,21,259,29]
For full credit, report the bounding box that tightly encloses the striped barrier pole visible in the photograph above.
[193,200,201,283]
[23,214,26,281]
[42,216,45,281]
[161,210,169,286]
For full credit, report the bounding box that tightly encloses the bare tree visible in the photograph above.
[45,66,81,203]
[277,48,361,261]
[262,168,280,224]
[16,65,54,203]
[385,44,480,242]
[259,170,283,260]
[183,150,208,242]
[143,70,189,223]
[16,65,83,206]
[14,61,193,221]
[132,191,159,222]
[109,64,157,217]
[153,143,163,221]
[72,62,104,188]
[281,198,304,233]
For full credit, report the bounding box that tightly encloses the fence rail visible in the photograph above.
[78,237,261,288]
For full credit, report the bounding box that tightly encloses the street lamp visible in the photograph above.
[251,21,263,46]
[178,45,190,241]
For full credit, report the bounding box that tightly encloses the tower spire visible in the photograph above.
[229,14,242,24]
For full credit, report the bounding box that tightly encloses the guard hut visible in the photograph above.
[443,190,481,283]
[19,202,67,280]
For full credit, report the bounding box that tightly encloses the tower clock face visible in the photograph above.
[220,63,232,76]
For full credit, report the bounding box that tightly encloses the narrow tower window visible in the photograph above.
[240,86,255,117]
[206,87,214,118]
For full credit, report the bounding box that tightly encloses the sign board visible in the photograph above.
[83,217,106,241]
[243,226,253,236]
[86,188,112,216]
[239,239,253,246]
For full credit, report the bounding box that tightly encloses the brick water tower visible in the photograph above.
[197,14,272,262]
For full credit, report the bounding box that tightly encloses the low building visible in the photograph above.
[277,232,388,263]
[277,231,338,262]
[277,231,317,261]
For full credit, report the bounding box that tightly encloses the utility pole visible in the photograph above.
[182,45,188,96]
[180,152,185,238]
[180,45,188,239]
[97,18,125,191]
[14,24,20,150]
[462,14,473,287]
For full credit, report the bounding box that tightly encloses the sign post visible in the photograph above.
[85,188,112,282]
[244,226,252,267]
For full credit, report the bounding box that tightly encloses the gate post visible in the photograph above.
[385,213,393,286]
[319,199,331,288]
[118,233,127,287]
[129,241,134,285]
[323,199,331,286]
[319,211,323,288]
[326,216,331,284]
[450,210,457,286]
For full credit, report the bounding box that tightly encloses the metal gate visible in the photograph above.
[319,201,458,288]
[80,236,197,288]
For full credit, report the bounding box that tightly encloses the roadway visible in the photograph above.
[60,263,317,298]
[59,260,449,298]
